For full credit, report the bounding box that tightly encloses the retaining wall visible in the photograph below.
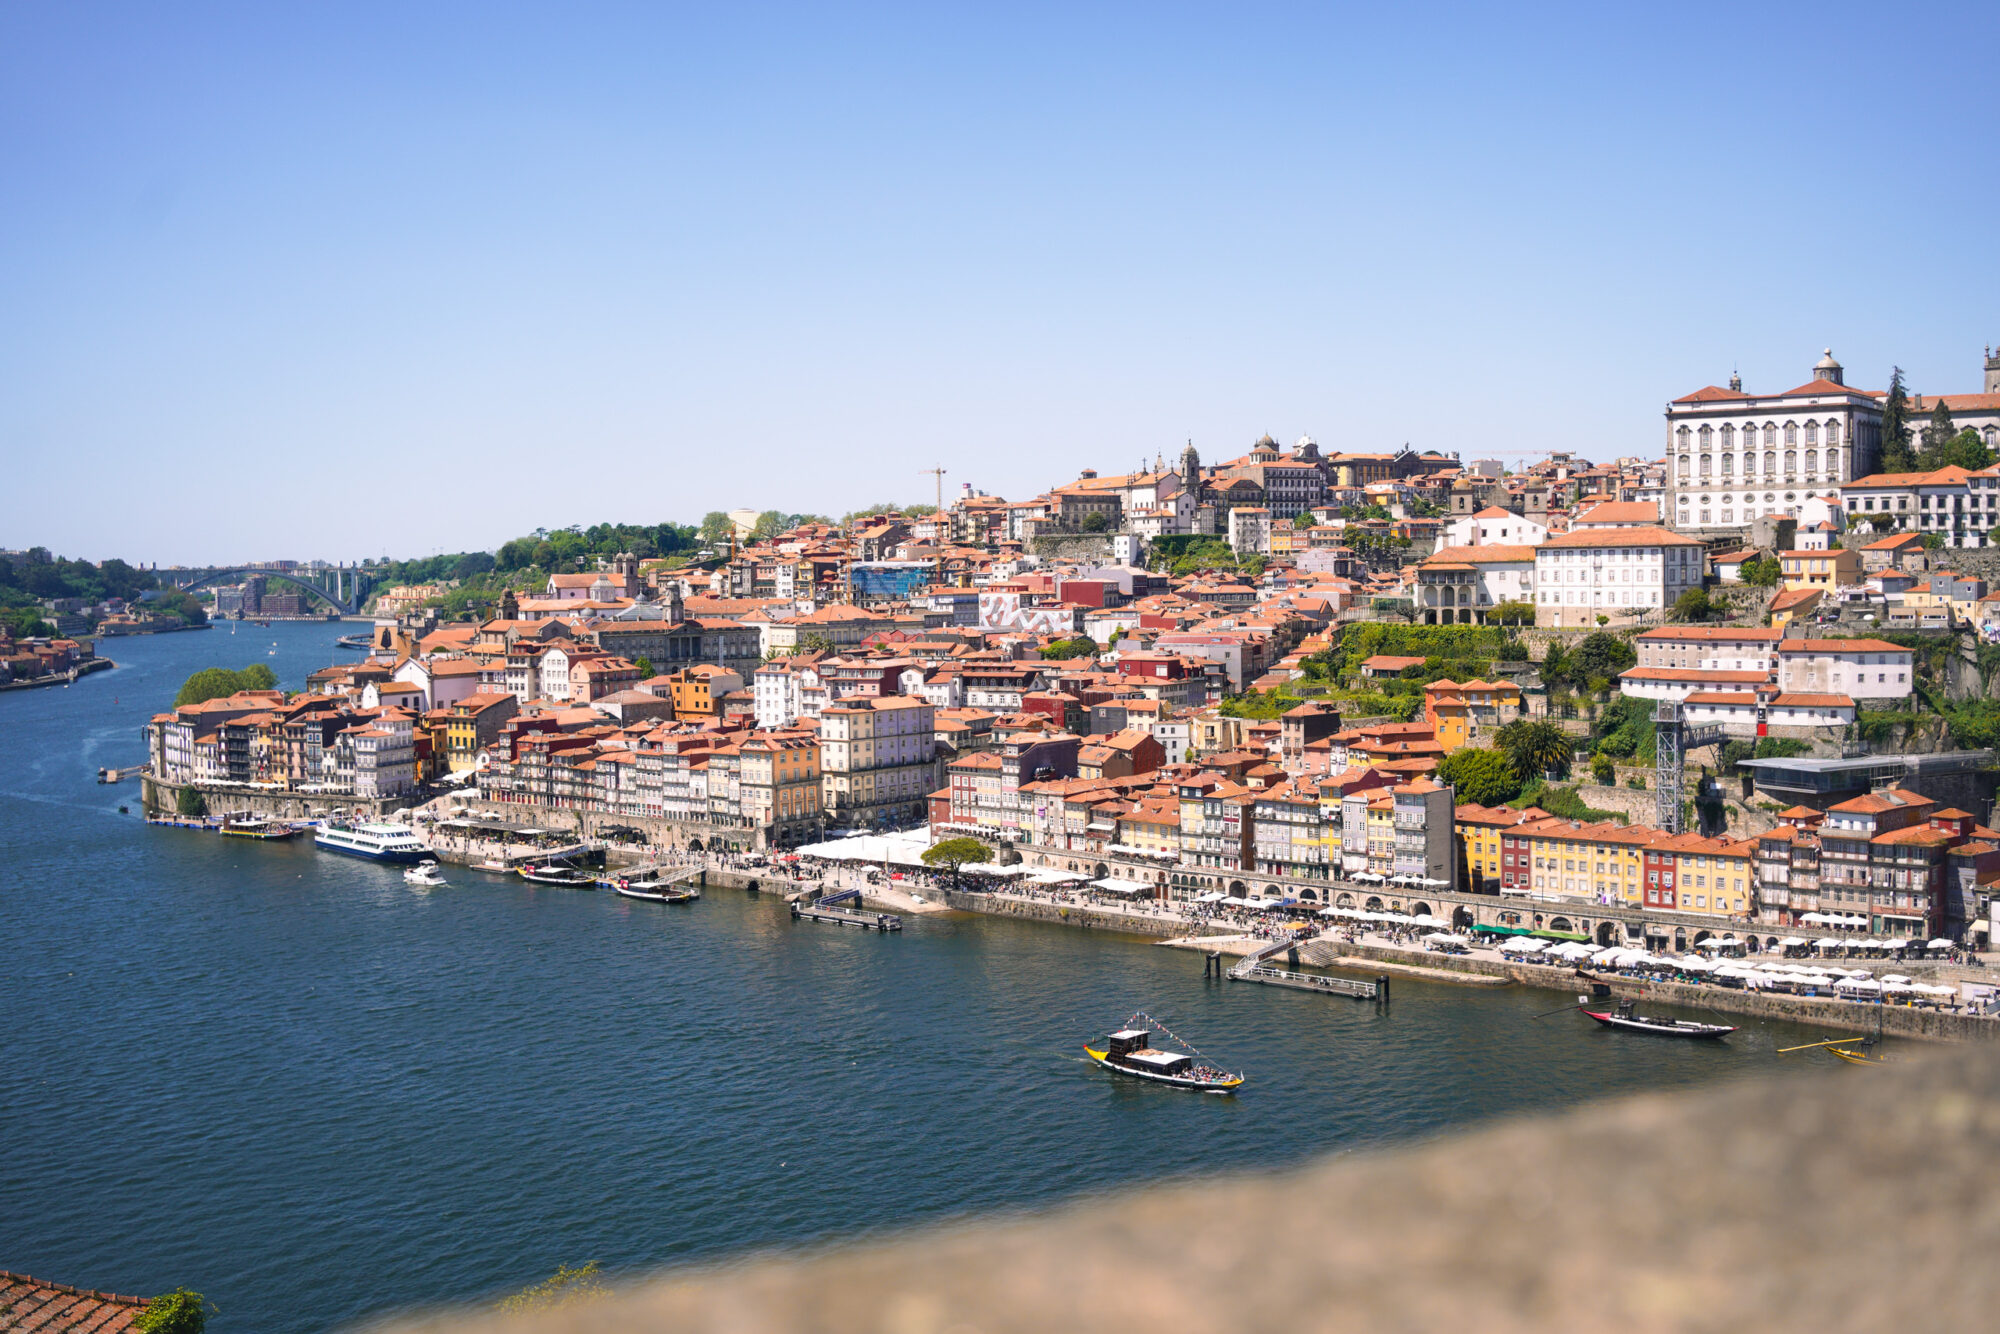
[1300,938,1997,1041]
[140,772,417,821]
[941,889,1186,939]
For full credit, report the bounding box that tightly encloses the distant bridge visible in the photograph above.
[168,566,376,618]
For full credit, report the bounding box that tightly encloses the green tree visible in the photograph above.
[175,787,208,818]
[135,1288,212,1334]
[1879,367,1915,473]
[1591,752,1615,785]
[697,512,734,548]
[633,656,654,679]
[1080,512,1110,532]
[1038,635,1099,660]
[0,604,53,637]
[499,1263,608,1315]
[1935,428,1995,472]
[1669,588,1714,622]
[1487,600,1535,625]
[1920,532,1944,550]
[173,664,280,707]
[1292,512,1314,530]
[921,836,992,884]
[1919,397,1958,466]
[794,632,834,656]
[1561,631,1637,688]
[1496,718,1574,781]
[750,510,788,540]
[1436,747,1521,805]
[1739,555,1781,587]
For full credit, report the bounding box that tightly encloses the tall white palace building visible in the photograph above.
[1665,350,1882,534]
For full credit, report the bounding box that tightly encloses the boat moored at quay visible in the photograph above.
[311,820,431,864]
[220,815,302,841]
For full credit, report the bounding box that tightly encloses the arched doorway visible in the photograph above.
[686,838,704,853]
[1673,929,1687,952]
[1263,885,1282,899]
[1412,902,1433,919]
[1093,862,1108,880]
[1453,906,1475,930]
[1228,880,1247,895]
[1365,896,1384,911]
[1299,888,1318,901]
[1692,930,1711,946]
[1549,917,1573,934]
[1336,893,1355,908]
[1596,921,1619,946]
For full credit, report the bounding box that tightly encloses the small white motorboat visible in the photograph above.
[404,861,448,887]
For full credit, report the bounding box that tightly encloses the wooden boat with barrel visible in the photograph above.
[1578,998,1735,1040]
[612,876,699,904]
[520,863,595,887]
[1084,1014,1244,1093]
[219,814,302,841]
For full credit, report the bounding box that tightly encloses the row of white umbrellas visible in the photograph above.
[1321,907,1447,928]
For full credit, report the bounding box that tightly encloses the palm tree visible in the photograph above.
[1497,719,1574,781]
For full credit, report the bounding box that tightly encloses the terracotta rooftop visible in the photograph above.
[0,1272,150,1331]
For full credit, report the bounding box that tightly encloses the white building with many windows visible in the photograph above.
[1533,526,1705,627]
[1840,463,2000,549]
[1775,638,1915,702]
[1666,350,1882,535]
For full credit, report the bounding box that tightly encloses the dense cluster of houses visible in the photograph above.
[0,631,91,685]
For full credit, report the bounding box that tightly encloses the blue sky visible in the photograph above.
[4,2,1996,564]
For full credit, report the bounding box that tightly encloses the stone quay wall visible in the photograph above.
[941,889,1187,939]
[1300,938,1996,1041]
[139,772,417,821]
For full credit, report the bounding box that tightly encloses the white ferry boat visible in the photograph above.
[313,820,430,864]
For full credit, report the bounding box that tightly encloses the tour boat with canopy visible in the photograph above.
[1084,1013,1244,1093]
[1578,997,1735,1040]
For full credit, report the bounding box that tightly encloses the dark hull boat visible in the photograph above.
[1580,999,1734,1039]
[1085,1014,1244,1093]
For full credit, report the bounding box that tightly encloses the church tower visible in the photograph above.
[1985,345,2000,394]
[1179,439,1200,484]
[1813,348,1844,386]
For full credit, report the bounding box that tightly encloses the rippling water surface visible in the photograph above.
[0,623,1823,1331]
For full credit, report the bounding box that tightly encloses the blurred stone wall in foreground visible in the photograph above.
[381,1050,2000,1334]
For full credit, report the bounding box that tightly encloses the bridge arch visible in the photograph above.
[171,567,359,616]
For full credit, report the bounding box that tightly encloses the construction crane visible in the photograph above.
[921,466,947,588]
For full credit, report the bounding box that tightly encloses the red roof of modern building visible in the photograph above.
[1776,639,1911,654]
[1620,667,1771,684]
[1636,626,1783,642]
[1537,525,1703,549]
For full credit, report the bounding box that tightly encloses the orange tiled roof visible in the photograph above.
[0,1272,149,1331]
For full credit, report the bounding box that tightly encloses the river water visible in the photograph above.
[0,622,1824,1331]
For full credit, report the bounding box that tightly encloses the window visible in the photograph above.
[1784,422,1798,445]
[1805,422,1818,446]
[1764,451,1776,475]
